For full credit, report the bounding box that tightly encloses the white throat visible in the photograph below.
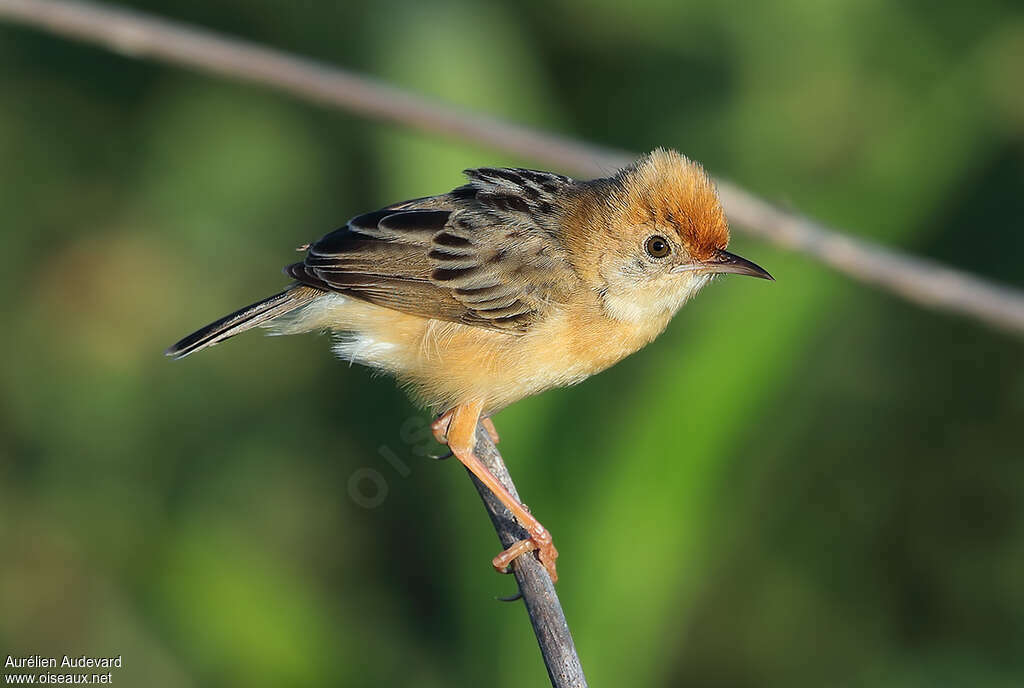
[601,274,712,323]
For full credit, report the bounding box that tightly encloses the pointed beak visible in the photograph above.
[688,249,774,280]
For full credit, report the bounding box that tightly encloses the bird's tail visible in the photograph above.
[165,285,321,360]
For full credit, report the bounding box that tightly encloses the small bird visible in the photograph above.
[166,148,772,582]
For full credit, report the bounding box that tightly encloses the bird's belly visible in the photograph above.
[378,318,598,413]
[297,294,662,413]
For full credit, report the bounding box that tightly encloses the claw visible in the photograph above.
[431,410,453,444]
[428,450,453,461]
[492,532,559,583]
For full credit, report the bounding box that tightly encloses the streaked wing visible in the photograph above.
[286,168,578,332]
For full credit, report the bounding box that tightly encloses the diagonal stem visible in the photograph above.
[466,424,588,688]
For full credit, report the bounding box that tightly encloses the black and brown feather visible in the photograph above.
[285,167,578,332]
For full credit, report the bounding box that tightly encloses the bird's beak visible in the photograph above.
[673,249,774,280]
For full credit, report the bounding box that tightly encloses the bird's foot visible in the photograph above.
[431,409,453,445]
[482,417,500,444]
[492,524,559,583]
[432,410,500,445]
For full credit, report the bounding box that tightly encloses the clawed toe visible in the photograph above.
[482,417,500,444]
[431,412,452,445]
[492,535,559,583]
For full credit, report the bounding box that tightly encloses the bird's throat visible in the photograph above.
[599,274,711,325]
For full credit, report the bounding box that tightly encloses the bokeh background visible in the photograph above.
[2,1,1023,686]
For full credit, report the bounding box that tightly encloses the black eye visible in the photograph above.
[644,235,671,258]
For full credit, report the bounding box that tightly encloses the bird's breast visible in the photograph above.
[407,298,670,412]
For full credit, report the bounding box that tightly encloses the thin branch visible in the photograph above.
[468,425,587,688]
[2,0,1023,336]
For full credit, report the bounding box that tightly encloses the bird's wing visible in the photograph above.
[286,168,579,332]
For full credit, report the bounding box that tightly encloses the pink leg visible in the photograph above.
[436,402,559,582]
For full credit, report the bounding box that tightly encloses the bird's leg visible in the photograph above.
[441,400,559,582]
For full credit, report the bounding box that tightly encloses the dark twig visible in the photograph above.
[1,0,1024,335]
[467,424,588,688]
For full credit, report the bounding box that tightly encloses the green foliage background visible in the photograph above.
[2,1,1023,686]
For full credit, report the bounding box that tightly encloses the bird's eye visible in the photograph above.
[644,235,671,258]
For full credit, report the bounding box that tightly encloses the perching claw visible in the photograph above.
[496,590,523,603]
[428,410,455,460]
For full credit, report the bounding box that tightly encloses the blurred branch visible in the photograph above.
[468,425,588,688]
[2,0,1024,335]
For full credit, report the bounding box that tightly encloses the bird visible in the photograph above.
[165,148,773,582]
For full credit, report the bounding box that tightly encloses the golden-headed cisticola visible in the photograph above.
[166,148,773,582]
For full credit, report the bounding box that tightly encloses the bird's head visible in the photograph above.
[565,148,772,323]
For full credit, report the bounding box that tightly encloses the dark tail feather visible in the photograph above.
[165,286,320,360]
